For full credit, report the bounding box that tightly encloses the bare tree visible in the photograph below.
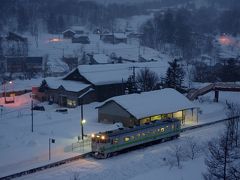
[165,144,184,169]
[70,172,80,180]
[204,116,240,180]
[136,67,159,92]
[185,137,201,160]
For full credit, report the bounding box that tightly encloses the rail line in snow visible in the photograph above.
[0,116,239,180]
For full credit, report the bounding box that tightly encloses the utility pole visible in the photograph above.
[31,97,33,132]
[129,66,137,93]
[3,81,6,103]
[81,99,84,140]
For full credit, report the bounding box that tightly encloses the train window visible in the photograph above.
[113,138,119,144]
[131,136,135,140]
[124,137,130,142]
[172,125,174,129]
[137,133,141,137]
[142,133,145,136]
[161,128,165,132]
[157,129,161,132]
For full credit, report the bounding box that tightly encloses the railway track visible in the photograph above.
[1,116,239,180]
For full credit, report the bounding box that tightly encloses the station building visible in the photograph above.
[97,88,198,127]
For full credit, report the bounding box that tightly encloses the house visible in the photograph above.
[62,57,78,70]
[62,26,85,39]
[71,26,85,34]
[63,62,168,102]
[100,33,127,44]
[62,29,75,39]
[2,32,28,56]
[87,53,111,64]
[34,78,95,108]
[36,61,169,107]
[97,88,198,127]
[6,32,27,42]
[114,33,128,44]
[72,35,90,44]
[3,56,43,75]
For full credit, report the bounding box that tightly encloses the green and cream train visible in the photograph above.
[91,118,181,159]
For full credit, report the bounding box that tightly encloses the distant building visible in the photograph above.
[1,32,28,56]
[100,33,127,44]
[62,26,86,39]
[62,57,78,71]
[34,78,95,108]
[72,35,90,44]
[3,56,43,77]
[87,53,111,64]
[71,26,85,34]
[62,29,75,39]
[97,89,198,127]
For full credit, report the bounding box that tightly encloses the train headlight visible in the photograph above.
[91,134,95,138]
[101,135,105,140]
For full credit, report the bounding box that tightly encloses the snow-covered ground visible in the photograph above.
[0,90,239,178]
[17,123,225,180]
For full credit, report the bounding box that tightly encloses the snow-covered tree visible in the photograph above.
[165,59,185,90]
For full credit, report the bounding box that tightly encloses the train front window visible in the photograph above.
[124,137,130,142]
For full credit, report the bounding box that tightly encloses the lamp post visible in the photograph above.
[80,100,86,140]
[49,138,55,160]
[30,93,34,132]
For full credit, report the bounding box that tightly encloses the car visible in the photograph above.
[32,105,45,111]
[55,108,68,113]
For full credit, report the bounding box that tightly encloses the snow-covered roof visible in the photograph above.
[71,26,85,31]
[45,77,90,92]
[62,29,75,34]
[73,61,168,85]
[99,88,196,119]
[114,33,127,39]
[93,54,110,64]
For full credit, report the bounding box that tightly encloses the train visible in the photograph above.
[91,118,181,159]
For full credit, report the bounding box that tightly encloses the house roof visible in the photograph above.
[114,33,127,39]
[45,77,90,92]
[93,54,110,64]
[65,61,168,85]
[62,29,76,34]
[98,88,196,119]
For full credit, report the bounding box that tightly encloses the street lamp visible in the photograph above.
[80,99,87,140]
[3,80,15,103]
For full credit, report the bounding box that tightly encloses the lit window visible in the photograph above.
[172,125,174,129]
[67,99,77,107]
[124,137,130,142]
[161,128,165,132]
[137,133,141,137]
[113,138,118,144]
[131,136,135,140]
[142,133,145,136]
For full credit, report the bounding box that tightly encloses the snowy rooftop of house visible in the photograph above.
[114,33,127,39]
[99,88,196,119]
[71,26,85,31]
[62,29,75,34]
[45,77,90,92]
[93,54,110,64]
[71,61,168,85]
